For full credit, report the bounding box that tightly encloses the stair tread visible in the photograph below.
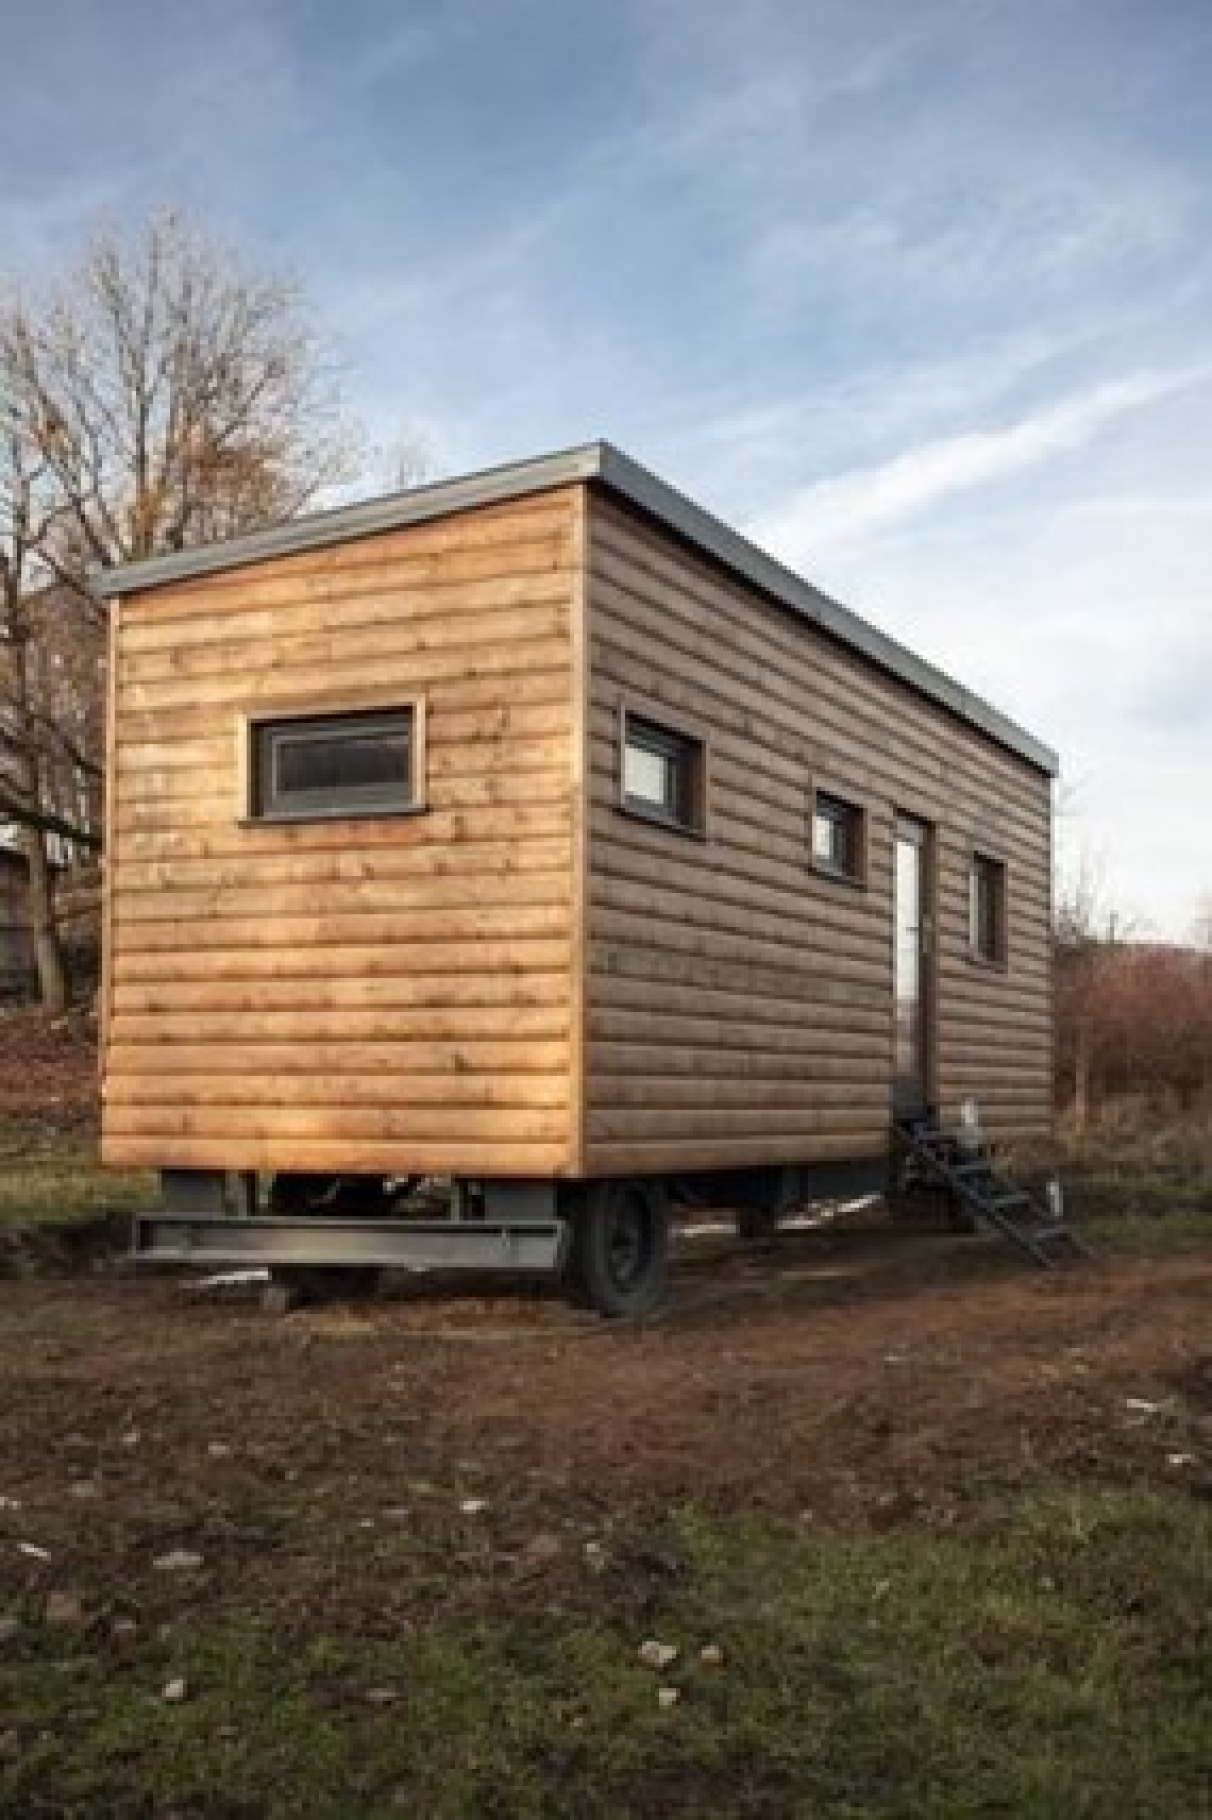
[894,1120,1089,1269]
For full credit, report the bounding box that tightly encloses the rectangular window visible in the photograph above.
[621,711,704,834]
[250,707,417,820]
[811,791,865,883]
[969,852,1007,964]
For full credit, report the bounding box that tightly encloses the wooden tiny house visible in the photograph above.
[97,444,1059,1312]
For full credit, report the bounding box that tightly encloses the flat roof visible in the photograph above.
[93,440,1058,775]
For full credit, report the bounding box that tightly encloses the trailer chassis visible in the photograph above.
[133,1159,889,1317]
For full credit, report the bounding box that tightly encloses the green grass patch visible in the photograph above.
[1084,1205,1212,1255]
[1071,1166,1212,1219]
[0,1148,155,1227]
[0,1114,154,1228]
[1059,1155,1211,1255]
[2,1484,1208,1818]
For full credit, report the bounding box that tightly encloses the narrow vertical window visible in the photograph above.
[969,852,1007,964]
[811,791,865,884]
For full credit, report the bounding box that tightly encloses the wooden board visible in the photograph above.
[581,493,1054,1171]
[102,487,579,1176]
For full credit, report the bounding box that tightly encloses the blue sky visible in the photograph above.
[4,0,1210,936]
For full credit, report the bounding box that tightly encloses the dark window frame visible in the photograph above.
[968,850,1008,967]
[810,788,868,887]
[245,704,424,823]
[618,705,707,838]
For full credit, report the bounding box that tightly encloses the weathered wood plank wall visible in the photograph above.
[583,493,1052,1175]
[104,473,1052,1186]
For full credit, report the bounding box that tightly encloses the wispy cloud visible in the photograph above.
[774,419,1212,938]
[748,370,1209,559]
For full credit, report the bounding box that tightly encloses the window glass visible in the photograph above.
[623,740,675,812]
[969,853,1006,962]
[252,709,414,818]
[812,792,863,882]
[622,713,703,832]
[274,725,409,798]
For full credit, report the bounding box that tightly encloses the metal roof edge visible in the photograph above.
[93,436,1057,776]
[91,441,608,600]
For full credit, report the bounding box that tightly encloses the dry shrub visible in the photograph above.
[1056,937,1212,1129]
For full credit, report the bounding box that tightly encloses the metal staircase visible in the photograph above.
[893,1114,1089,1269]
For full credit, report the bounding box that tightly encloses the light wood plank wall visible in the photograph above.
[103,488,581,1177]
[583,493,1053,1177]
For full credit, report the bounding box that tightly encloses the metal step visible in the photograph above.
[893,1117,1088,1270]
[133,1214,569,1275]
[1027,1222,1087,1249]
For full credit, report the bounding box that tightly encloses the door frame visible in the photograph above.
[891,812,938,1118]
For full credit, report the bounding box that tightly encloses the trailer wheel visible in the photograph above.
[566,1179,669,1318]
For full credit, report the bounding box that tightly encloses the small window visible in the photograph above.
[251,707,417,820]
[969,852,1007,964]
[621,711,704,834]
[812,791,865,883]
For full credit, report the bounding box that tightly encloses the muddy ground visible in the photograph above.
[1,1015,1208,1812]
[2,1228,1208,1616]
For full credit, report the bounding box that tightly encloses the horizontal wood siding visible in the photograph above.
[103,490,578,1176]
[584,494,1052,1175]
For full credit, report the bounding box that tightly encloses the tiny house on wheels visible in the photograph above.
[96,443,1059,1314]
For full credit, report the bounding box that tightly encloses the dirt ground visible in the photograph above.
[3,999,1203,1581]
[2,1229,1208,1616]
[0,1004,97,1133]
[1,1010,1208,1812]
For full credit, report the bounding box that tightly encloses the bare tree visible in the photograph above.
[0,400,78,1009]
[0,208,362,1007]
[1052,849,1133,1137]
[2,208,358,574]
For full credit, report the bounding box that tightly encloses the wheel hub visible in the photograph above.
[607,1194,649,1289]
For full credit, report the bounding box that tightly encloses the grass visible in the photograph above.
[0,1152,156,1226]
[1,1484,1208,1818]
[0,1154,155,1227]
[0,1116,155,1228]
[1084,1206,1212,1256]
[1057,1098,1211,1218]
[0,1115,155,1274]
[1058,1142,1211,1255]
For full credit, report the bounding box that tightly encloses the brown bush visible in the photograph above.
[1055,938,1212,1119]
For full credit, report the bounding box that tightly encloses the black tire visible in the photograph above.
[565,1179,670,1318]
